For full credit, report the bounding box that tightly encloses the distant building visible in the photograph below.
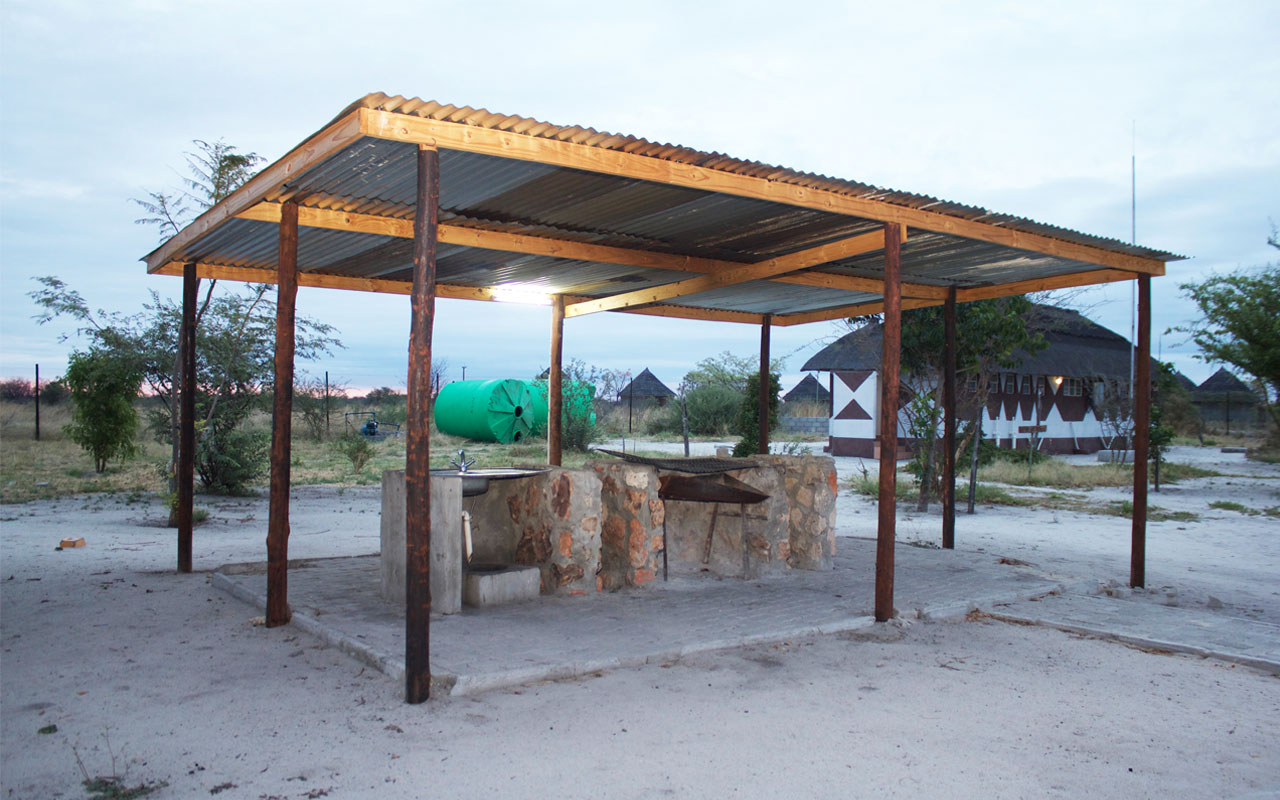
[802,304,1150,456]
[782,374,832,407]
[1191,368,1266,428]
[617,368,676,407]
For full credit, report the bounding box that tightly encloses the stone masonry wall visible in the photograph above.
[592,463,665,591]
[755,454,837,571]
[663,454,837,578]
[455,455,835,593]
[462,468,601,596]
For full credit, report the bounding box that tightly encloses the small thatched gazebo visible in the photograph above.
[782,374,831,407]
[617,368,676,407]
[1193,368,1266,429]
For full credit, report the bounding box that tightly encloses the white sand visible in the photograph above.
[3,447,1278,798]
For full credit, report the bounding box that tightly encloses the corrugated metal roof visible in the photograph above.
[148,93,1184,323]
[332,93,1180,263]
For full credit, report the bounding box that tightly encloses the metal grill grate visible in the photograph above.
[592,449,755,475]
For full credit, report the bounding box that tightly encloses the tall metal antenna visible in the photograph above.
[1129,121,1136,396]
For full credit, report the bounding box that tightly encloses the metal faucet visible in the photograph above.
[450,449,476,473]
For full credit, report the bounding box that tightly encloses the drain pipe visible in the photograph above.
[461,510,473,567]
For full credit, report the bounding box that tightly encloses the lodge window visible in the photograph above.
[987,376,998,394]
[1020,375,1032,394]
[966,375,979,392]
[1064,377,1083,396]
[1004,374,1017,394]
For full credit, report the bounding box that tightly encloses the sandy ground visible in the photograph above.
[2,446,1279,798]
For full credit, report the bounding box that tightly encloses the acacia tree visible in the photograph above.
[851,296,1044,512]
[130,140,266,509]
[1177,229,1280,436]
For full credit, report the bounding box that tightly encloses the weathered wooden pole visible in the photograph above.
[177,262,197,573]
[405,144,439,704]
[942,286,957,549]
[875,223,904,622]
[1130,275,1151,588]
[266,203,299,627]
[33,364,40,441]
[758,314,771,454]
[548,295,565,466]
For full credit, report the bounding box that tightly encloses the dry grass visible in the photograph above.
[2,396,628,502]
[1,401,169,503]
[976,459,1222,490]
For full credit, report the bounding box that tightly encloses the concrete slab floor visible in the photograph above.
[213,536,1080,696]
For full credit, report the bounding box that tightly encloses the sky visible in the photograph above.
[1,0,1276,396]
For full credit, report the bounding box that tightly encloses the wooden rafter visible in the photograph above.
[143,110,365,274]
[234,202,948,300]
[773,297,939,327]
[773,267,1142,327]
[360,108,1167,277]
[151,261,765,324]
[563,227,899,318]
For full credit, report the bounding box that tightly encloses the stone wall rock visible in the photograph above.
[463,468,601,595]
[593,463,664,590]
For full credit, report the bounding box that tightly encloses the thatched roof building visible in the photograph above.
[802,304,1141,380]
[617,368,676,404]
[783,374,831,405]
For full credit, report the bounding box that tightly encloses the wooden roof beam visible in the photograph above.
[773,267,1142,327]
[143,110,365,274]
[235,202,948,300]
[151,262,764,324]
[773,297,940,327]
[564,226,902,318]
[361,108,1167,277]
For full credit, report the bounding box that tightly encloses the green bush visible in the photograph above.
[39,379,69,405]
[732,372,780,456]
[63,349,143,472]
[670,385,740,436]
[197,426,270,493]
[332,432,375,474]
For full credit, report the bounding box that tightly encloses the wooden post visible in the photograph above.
[875,223,903,622]
[266,204,298,626]
[324,371,330,434]
[942,287,957,549]
[1130,275,1151,588]
[758,314,771,454]
[405,145,439,704]
[177,263,197,573]
[33,364,40,441]
[548,295,564,466]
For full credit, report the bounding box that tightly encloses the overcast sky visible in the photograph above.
[2,0,1276,395]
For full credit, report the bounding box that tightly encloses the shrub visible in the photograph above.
[63,349,143,472]
[39,379,69,405]
[670,385,740,436]
[197,426,270,493]
[732,372,780,457]
[0,378,33,401]
[332,432,375,474]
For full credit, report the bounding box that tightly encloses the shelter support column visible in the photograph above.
[548,295,564,466]
[758,314,771,454]
[177,262,197,573]
[405,145,439,703]
[942,286,957,549]
[1130,275,1151,587]
[266,202,298,627]
[876,223,903,622]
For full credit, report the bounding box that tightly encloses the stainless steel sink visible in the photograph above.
[429,467,548,497]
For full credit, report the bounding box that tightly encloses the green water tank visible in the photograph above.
[525,380,596,435]
[434,379,537,443]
